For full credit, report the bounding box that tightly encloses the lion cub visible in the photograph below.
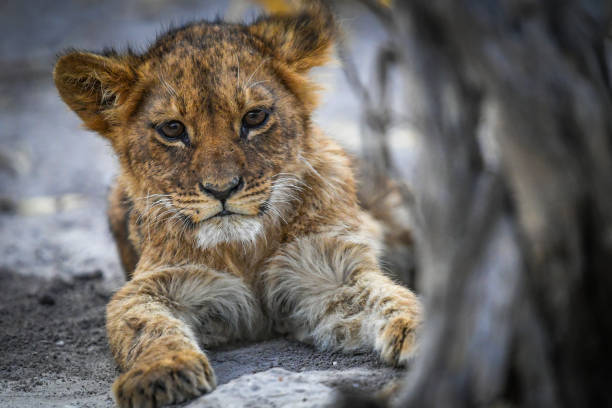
[54,4,421,408]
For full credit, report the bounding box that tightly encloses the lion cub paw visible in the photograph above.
[113,350,216,408]
[376,315,419,367]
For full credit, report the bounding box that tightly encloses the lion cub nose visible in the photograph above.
[198,176,243,202]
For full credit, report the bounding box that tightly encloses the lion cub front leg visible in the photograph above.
[107,266,257,408]
[264,234,422,366]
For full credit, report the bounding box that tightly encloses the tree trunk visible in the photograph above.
[371,0,612,406]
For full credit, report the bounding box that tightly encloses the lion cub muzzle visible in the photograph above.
[198,176,244,203]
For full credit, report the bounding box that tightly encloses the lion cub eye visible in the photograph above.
[156,120,187,143]
[240,109,269,139]
[243,109,269,129]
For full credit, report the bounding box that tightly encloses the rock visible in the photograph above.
[187,367,397,408]
[10,194,89,217]
[38,294,55,306]
[73,269,103,281]
[0,197,17,214]
[186,368,336,408]
[0,148,31,177]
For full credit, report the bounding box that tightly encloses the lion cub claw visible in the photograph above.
[377,315,419,367]
[113,350,216,408]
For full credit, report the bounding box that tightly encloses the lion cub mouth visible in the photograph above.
[216,209,234,217]
[181,200,259,224]
[200,206,257,223]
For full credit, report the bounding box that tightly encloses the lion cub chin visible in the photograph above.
[196,215,265,249]
[54,3,421,407]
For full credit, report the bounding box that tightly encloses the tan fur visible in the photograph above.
[54,4,421,407]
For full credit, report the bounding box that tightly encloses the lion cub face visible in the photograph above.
[54,8,334,247]
[125,34,305,240]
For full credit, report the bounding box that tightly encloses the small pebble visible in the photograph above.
[74,269,103,281]
[56,340,65,346]
[332,361,337,366]
[39,294,55,306]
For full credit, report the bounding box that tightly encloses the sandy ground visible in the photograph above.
[0,1,411,406]
[0,268,396,407]
[0,270,117,407]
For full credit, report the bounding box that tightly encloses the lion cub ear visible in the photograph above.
[53,51,139,134]
[248,3,336,73]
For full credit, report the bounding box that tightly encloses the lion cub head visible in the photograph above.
[54,6,335,248]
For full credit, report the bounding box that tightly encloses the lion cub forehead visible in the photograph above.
[140,23,271,105]
[145,22,259,69]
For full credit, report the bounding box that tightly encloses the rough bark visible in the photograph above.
[349,0,612,406]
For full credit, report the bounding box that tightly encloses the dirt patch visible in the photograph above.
[0,268,400,407]
[0,269,117,407]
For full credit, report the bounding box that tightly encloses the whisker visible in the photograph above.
[245,58,269,89]
[299,154,342,195]
[158,72,179,100]
[247,80,269,89]
[234,196,268,206]
[235,54,241,90]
